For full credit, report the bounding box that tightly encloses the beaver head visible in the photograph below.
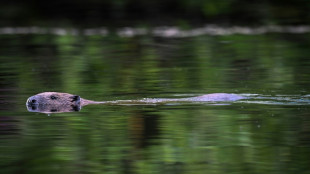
[26,92,81,114]
[26,92,81,106]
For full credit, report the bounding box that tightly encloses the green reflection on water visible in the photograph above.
[0,33,310,174]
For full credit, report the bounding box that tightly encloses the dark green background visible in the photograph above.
[0,33,310,174]
[1,1,310,173]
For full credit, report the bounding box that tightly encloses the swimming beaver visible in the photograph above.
[26,92,245,114]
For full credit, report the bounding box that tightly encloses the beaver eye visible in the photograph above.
[50,96,57,100]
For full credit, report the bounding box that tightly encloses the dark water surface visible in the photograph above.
[0,31,310,174]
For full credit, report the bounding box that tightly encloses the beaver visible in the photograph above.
[26,92,246,114]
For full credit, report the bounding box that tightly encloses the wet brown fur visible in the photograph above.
[26,92,101,106]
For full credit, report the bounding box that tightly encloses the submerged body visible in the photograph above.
[26,92,246,113]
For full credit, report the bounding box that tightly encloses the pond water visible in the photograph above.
[0,29,310,174]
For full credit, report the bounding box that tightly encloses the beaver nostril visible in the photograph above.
[31,99,37,103]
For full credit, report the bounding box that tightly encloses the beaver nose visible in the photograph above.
[27,96,37,105]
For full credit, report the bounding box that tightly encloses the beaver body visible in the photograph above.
[26,92,100,106]
[26,92,245,113]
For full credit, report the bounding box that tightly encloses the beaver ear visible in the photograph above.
[70,95,80,102]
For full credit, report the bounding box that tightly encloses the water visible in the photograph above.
[0,30,310,174]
